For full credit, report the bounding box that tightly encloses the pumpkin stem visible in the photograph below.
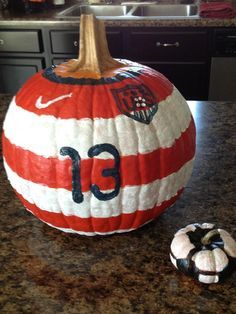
[54,14,124,79]
[201,229,220,246]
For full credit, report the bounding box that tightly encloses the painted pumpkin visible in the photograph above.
[2,15,196,236]
[170,223,236,284]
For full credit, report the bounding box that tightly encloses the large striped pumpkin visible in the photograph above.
[2,15,196,236]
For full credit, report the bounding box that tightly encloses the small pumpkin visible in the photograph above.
[170,223,236,284]
[2,15,196,235]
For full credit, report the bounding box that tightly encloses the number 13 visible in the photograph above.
[60,143,121,203]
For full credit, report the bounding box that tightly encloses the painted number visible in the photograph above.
[60,147,83,204]
[60,143,120,203]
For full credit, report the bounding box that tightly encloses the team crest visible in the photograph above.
[111,84,158,124]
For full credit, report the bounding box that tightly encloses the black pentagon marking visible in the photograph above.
[186,225,224,251]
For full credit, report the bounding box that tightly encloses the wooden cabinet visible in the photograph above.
[124,28,211,100]
[0,24,211,99]
[49,27,211,99]
[125,29,208,61]
[0,29,44,94]
[0,30,43,53]
[0,58,44,93]
[50,30,79,54]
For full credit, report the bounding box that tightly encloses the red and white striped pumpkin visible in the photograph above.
[2,15,196,236]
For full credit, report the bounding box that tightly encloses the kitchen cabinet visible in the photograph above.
[0,30,43,53]
[124,28,211,100]
[50,30,80,54]
[0,26,123,93]
[0,58,44,93]
[0,25,212,99]
[0,29,44,93]
[209,28,236,100]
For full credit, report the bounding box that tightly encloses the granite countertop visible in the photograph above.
[0,1,236,27]
[0,94,236,313]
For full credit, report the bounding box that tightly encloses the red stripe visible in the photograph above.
[15,188,183,233]
[2,118,195,191]
[15,66,173,120]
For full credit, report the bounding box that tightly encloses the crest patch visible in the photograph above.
[111,84,158,124]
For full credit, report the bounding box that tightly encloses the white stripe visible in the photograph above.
[3,87,191,159]
[198,274,219,284]
[4,157,194,219]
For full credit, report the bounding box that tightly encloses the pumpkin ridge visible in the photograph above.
[4,155,193,220]
[2,119,195,190]
[4,92,192,156]
[15,188,183,235]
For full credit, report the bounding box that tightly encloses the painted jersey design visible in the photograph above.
[2,63,196,236]
[111,84,158,124]
[36,93,73,109]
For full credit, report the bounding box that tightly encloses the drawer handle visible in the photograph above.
[0,39,4,46]
[156,41,180,48]
[227,35,236,39]
[73,40,78,47]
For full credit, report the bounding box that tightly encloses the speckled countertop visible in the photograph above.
[0,1,236,27]
[0,94,236,313]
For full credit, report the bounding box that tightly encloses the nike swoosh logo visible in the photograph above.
[35,93,73,109]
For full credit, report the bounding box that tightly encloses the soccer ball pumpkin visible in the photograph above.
[2,15,196,236]
[170,223,236,283]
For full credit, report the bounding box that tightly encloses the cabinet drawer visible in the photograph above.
[0,58,44,93]
[0,30,42,53]
[50,29,123,57]
[50,30,79,54]
[126,30,208,61]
